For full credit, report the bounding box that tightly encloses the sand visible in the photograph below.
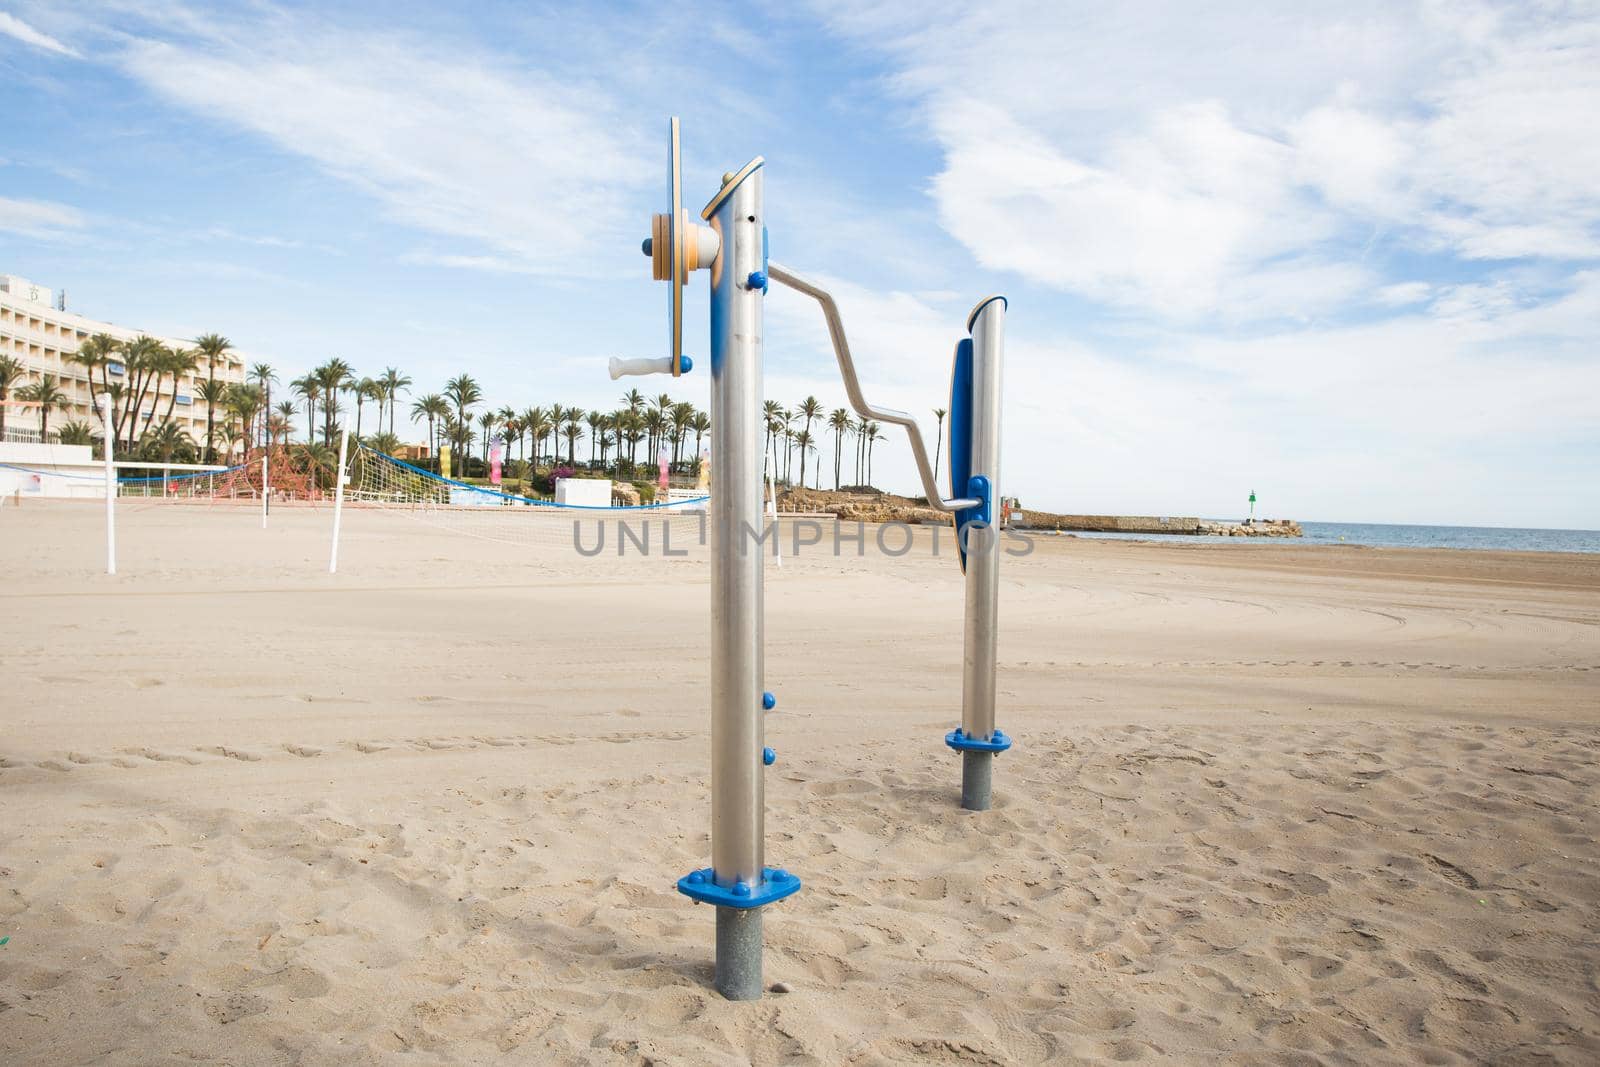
[1,500,1597,1065]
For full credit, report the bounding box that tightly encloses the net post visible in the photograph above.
[329,428,349,574]
[101,396,115,575]
[261,454,269,529]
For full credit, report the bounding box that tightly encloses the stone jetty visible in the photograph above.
[776,488,1302,537]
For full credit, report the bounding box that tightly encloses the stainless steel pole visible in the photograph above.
[960,298,1006,810]
[708,166,767,1000]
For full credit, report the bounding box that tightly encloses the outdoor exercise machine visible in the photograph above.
[612,118,1010,1000]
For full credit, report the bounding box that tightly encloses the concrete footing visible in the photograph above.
[961,750,993,811]
[714,906,764,1000]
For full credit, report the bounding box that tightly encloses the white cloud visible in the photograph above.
[0,195,88,240]
[115,11,647,275]
[0,12,80,57]
[820,1,1600,318]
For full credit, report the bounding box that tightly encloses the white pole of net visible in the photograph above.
[329,427,349,574]
[101,396,116,575]
[261,453,269,529]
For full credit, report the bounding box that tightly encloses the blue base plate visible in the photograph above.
[945,727,1013,753]
[676,866,802,909]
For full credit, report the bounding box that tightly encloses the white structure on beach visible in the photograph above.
[0,441,105,501]
[0,274,247,444]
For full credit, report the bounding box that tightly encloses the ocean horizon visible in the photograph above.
[1063,520,1600,554]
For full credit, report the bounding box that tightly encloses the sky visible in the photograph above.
[1,0,1596,528]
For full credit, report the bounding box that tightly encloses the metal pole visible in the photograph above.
[329,427,349,574]
[960,299,1006,810]
[261,454,269,529]
[101,396,115,575]
[708,166,767,1000]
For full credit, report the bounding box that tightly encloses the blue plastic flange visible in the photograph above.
[746,270,768,292]
[678,354,694,374]
[762,746,776,766]
[762,691,776,711]
[677,866,801,908]
[945,727,1012,753]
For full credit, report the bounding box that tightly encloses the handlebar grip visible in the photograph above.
[609,355,692,379]
[610,355,674,380]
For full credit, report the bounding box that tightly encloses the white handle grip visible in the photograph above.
[609,355,675,380]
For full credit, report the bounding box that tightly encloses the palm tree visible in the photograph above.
[138,420,196,465]
[291,375,321,445]
[348,377,378,439]
[155,346,198,430]
[411,393,449,469]
[597,413,616,468]
[797,396,822,488]
[443,374,482,471]
[932,407,948,473]
[563,410,583,465]
[225,383,264,461]
[794,429,817,488]
[621,410,644,470]
[621,388,644,417]
[249,363,277,448]
[366,431,402,457]
[67,334,115,418]
[313,359,354,444]
[194,333,233,461]
[610,409,628,473]
[521,406,548,466]
[118,336,165,448]
[56,420,95,446]
[865,421,883,486]
[0,354,24,440]
[643,408,666,468]
[779,408,796,484]
[18,375,70,440]
[828,408,851,489]
[478,409,499,467]
[669,401,694,471]
[854,416,868,485]
[690,410,710,475]
[379,367,412,436]
[274,400,297,444]
[585,410,605,466]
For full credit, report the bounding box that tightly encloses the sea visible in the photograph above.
[1064,521,1600,554]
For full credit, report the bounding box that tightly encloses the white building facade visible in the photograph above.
[0,274,247,445]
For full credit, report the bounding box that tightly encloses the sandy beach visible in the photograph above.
[1,500,1597,1065]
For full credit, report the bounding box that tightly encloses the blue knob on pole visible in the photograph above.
[762,691,776,711]
[762,747,776,766]
[641,237,653,256]
[746,270,768,292]
[678,354,694,374]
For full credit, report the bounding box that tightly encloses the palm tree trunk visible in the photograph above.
[205,360,216,462]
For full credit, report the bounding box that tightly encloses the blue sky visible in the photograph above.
[2,1,1597,527]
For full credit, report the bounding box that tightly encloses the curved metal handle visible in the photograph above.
[766,262,978,513]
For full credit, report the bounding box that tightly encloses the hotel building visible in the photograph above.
[0,273,247,444]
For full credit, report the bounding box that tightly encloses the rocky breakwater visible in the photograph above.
[1196,518,1303,537]
[1003,511,1303,538]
